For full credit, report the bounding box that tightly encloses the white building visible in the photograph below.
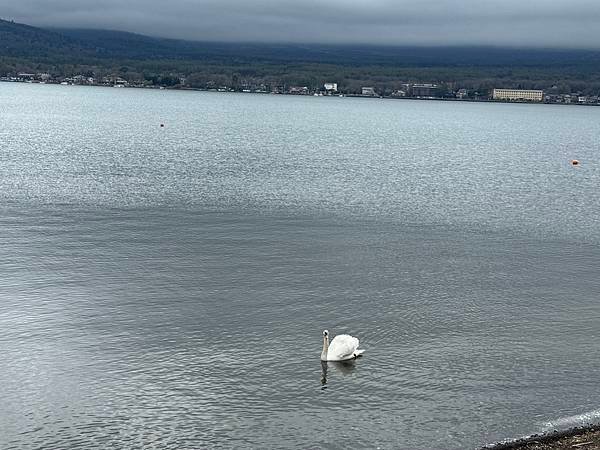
[492,89,543,102]
[323,82,338,92]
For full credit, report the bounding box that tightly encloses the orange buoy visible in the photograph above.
[571,159,579,166]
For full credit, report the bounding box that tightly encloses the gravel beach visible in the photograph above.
[484,425,600,450]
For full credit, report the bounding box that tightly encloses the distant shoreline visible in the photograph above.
[2,79,599,107]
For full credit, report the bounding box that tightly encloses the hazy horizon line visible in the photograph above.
[39,24,600,52]
[4,16,600,52]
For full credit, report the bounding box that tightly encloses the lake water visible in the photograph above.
[0,83,599,449]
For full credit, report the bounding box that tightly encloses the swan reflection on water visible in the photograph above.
[320,360,357,389]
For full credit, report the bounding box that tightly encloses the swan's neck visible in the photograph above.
[321,336,329,361]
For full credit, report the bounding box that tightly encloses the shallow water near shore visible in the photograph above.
[1,84,599,449]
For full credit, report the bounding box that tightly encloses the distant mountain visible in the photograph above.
[0,19,87,59]
[37,26,600,68]
[3,18,600,68]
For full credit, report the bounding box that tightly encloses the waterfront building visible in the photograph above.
[289,86,309,95]
[17,73,35,80]
[323,82,338,92]
[492,89,543,102]
[456,88,468,99]
[361,87,376,96]
[411,84,442,98]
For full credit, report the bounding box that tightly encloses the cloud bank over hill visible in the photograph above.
[4,0,600,48]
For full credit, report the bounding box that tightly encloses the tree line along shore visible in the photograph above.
[3,75,600,107]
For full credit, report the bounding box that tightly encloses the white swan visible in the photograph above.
[321,330,364,361]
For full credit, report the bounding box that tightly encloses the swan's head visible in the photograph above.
[321,330,330,360]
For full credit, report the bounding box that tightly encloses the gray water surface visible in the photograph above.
[1,84,599,449]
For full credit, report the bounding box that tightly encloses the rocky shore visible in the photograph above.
[483,425,600,450]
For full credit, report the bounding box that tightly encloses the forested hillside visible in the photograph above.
[3,18,600,94]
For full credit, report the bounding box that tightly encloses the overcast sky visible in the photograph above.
[4,0,600,48]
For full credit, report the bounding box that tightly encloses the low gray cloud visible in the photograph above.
[4,0,600,47]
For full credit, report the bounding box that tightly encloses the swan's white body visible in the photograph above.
[321,330,364,361]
